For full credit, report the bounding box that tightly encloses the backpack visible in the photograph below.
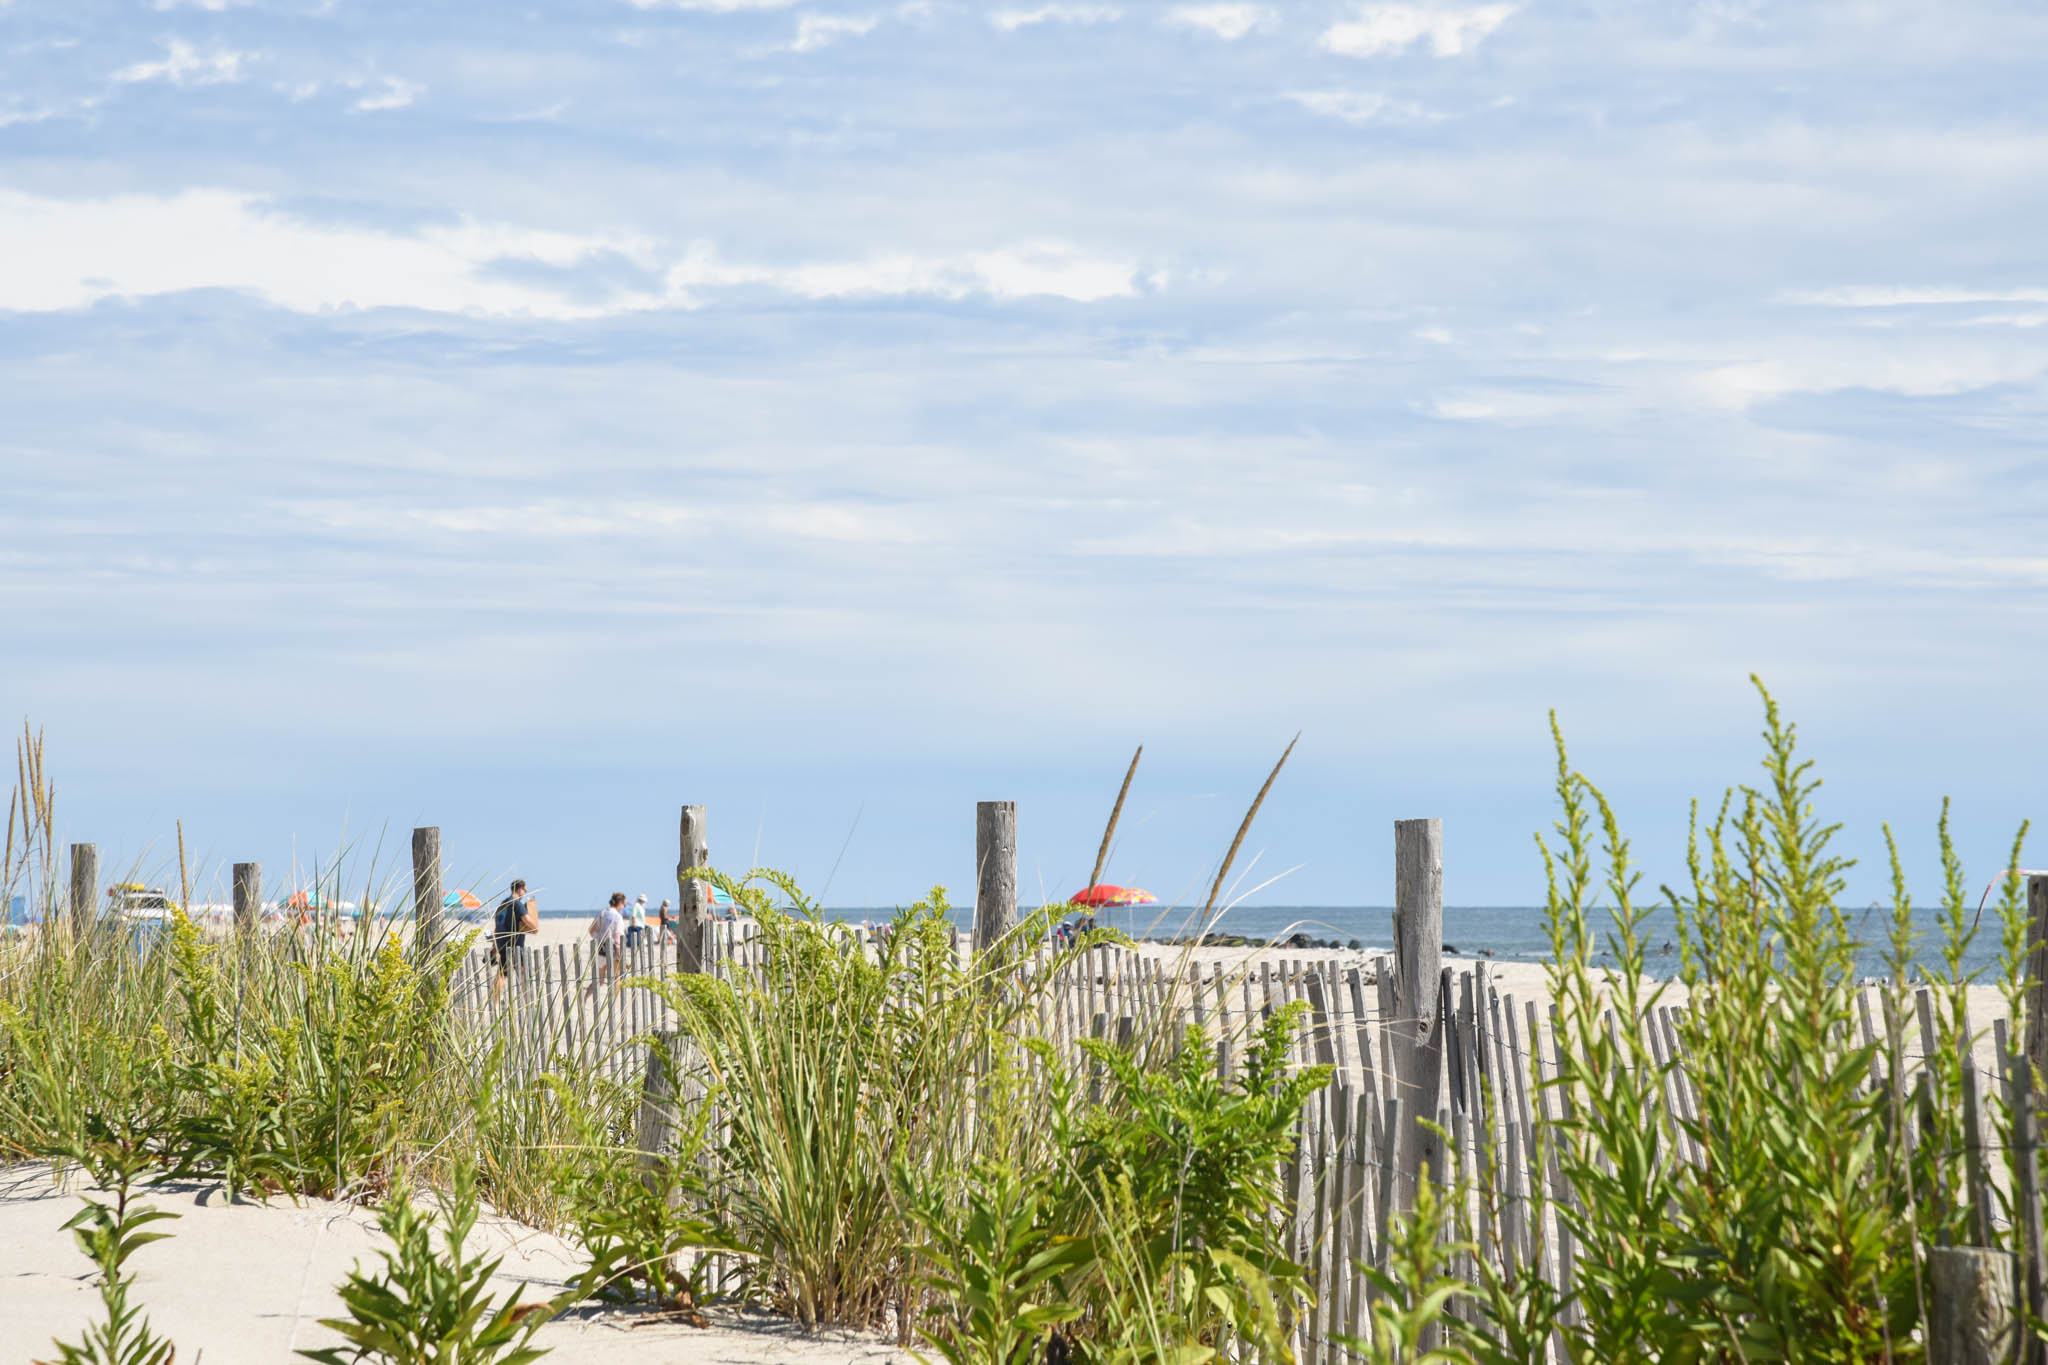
[494,896,523,939]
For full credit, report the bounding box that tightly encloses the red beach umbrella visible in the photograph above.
[1069,884,1158,908]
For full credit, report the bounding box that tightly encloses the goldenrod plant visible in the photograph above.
[1353,679,2038,1364]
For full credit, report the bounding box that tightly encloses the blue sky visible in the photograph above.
[4,0,2046,916]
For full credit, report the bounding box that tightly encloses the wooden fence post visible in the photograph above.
[412,827,443,958]
[2025,876,2048,1088]
[1928,1246,2018,1365]
[1392,818,1445,1207]
[974,800,1017,956]
[69,842,97,937]
[677,805,709,974]
[636,1029,680,1192]
[233,862,261,935]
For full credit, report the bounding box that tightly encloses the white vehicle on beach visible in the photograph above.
[107,883,178,921]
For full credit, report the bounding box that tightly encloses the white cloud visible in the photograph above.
[352,77,421,112]
[1693,349,2048,409]
[628,0,800,8]
[1959,312,2048,328]
[151,0,245,10]
[1787,286,2048,308]
[1425,390,1604,423]
[0,189,1140,319]
[291,497,929,546]
[1285,89,1436,122]
[0,190,665,320]
[789,12,878,50]
[112,40,250,87]
[1319,3,1513,57]
[989,4,1119,30]
[1286,90,1388,122]
[1164,5,1274,40]
[666,239,1137,303]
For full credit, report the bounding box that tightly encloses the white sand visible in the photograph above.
[0,1164,899,1365]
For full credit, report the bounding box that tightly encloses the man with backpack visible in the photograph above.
[492,878,539,1001]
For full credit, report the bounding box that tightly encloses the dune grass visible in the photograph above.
[1351,679,2041,1364]
[0,814,1326,1364]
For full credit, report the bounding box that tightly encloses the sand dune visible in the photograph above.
[0,1164,898,1365]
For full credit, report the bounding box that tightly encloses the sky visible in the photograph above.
[3,0,2046,917]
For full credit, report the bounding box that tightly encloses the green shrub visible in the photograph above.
[1340,1177,1469,1365]
[904,1163,1089,1365]
[1363,678,2038,1364]
[1055,1006,1328,1364]
[300,1162,577,1365]
[547,1065,726,1307]
[33,1116,182,1365]
[903,1005,1328,1365]
[645,875,1076,1329]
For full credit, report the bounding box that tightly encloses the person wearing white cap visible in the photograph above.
[627,893,648,948]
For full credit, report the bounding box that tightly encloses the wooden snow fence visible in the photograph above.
[423,915,2048,1365]
[439,913,1529,1363]
[444,919,777,1089]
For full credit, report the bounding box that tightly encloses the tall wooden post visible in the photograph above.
[636,1030,680,1192]
[974,800,1017,956]
[1928,1246,2018,1365]
[676,805,709,974]
[233,862,262,935]
[412,827,443,958]
[1392,818,1445,1207]
[2025,876,2048,1086]
[69,842,97,937]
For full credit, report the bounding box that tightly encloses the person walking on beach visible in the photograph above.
[491,879,539,1002]
[587,891,627,997]
[656,898,672,944]
[627,894,648,948]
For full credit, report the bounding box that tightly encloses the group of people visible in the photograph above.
[487,880,705,1000]
[583,891,677,993]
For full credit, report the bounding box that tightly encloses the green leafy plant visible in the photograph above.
[900,1002,1328,1365]
[1339,1178,1471,1365]
[1054,1005,1329,1364]
[158,908,303,1197]
[645,874,1083,1330]
[904,1163,1088,1365]
[300,1162,576,1365]
[35,1117,183,1365]
[1351,678,2037,1364]
[548,1064,725,1307]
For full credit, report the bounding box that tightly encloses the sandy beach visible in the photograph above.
[0,1163,899,1365]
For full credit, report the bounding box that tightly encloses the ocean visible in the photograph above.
[536,902,2021,980]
